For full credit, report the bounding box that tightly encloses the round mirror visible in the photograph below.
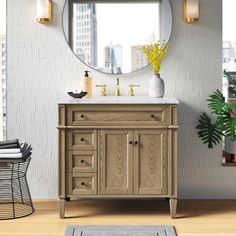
[62,0,172,75]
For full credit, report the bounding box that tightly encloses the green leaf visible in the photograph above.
[207,89,231,115]
[221,113,236,140]
[196,112,223,149]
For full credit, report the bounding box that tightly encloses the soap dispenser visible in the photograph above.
[81,71,92,98]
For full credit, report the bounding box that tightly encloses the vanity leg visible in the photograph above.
[59,199,65,219]
[169,198,177,219]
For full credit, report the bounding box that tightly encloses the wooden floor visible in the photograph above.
[0,200,236,236]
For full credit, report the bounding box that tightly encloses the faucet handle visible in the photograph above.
[129,84,140,96]
[96,84,107,96]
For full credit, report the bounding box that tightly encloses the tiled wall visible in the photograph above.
[7,0,231,199]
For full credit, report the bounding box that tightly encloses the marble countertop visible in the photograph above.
[59,96,179,105]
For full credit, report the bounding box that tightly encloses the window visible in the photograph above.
[0,0,6,140]
[222,0,236,166]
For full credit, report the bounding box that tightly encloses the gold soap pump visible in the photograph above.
[115,78,121,96]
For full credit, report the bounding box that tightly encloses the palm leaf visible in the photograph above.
[196,112,223,149]
[207,89,231,115]
[220,113,236,140]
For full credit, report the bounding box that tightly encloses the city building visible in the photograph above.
[223,41,232,63]
[73,3,97,67]
[0,35,6,140]
[104,44,123,74]
[223,41,236,71]
[131,45,148,72]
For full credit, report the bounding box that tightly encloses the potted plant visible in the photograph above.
[143,41,168,98]
[196,88,236,161]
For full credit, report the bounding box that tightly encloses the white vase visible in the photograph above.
[149,73,165,98]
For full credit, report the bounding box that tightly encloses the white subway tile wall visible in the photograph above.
[7,0,227,199]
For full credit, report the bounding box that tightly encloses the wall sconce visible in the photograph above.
[36,0,52,24]
[183,0,199,24]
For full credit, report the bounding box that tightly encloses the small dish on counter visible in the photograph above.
[67,91,87,99]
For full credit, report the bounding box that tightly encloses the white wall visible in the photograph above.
[7,0,230,199]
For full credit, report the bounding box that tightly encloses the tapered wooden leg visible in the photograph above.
[59,199,65,219]
[169,198,177,219]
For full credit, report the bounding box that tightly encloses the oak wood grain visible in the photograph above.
[58,104,178,218]
[1,200,236,236]
[134,130,168,195]
[100,130,133,195]
[67,172,97,195]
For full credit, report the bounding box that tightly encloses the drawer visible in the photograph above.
[67,173,97,195]
[67,107,168,126]
[66,150,97,173]
[67,129,97,151]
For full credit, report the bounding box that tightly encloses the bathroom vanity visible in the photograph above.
[58,97,178,218]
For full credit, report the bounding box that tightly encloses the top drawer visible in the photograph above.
[66,106,170,127]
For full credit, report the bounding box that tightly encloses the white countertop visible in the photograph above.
[59,96,179,105]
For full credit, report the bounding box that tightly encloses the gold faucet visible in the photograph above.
[115,78,121,96]
[129,84,140,96]
[96,84,107,96]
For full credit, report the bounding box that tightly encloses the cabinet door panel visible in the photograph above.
[99,130,133,195]
[134,130,168,195]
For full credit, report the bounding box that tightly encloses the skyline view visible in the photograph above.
[72,3,160,74]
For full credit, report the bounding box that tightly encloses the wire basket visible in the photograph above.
[0,157,34,220]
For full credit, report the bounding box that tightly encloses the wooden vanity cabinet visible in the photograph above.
[58,104,178,218]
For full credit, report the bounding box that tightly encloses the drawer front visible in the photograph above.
[67,129,97,151]
[66,150,97,173]
[67,173,97,195]
[67,108,168,126]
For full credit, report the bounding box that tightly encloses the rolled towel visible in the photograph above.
[0,139,19,146]
[0,153,22,158]
[0,152,32,161]
[0,148,21,154]
[20,142,32,153]
[22,152,32,159]
[22,146,32,156]
[20,142,27,152]
[22,151,32,159]
[0,143,19,149]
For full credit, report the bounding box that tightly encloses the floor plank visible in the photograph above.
[0,200,236,236]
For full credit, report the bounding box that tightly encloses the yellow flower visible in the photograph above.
[143,42,169,74]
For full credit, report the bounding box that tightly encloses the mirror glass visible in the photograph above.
[63,0,172,74]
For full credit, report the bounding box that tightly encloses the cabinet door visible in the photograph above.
[99,130,133,195]
[134,130,168,195]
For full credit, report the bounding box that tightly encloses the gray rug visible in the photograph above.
[65,225,177,236]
